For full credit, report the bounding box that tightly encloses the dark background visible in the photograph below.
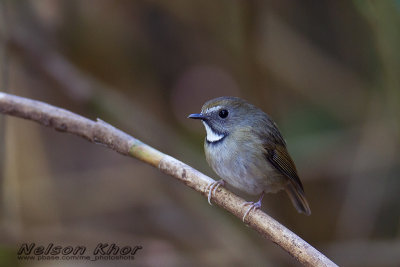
[0,1,399,266]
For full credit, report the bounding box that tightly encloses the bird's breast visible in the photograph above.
[204,136,285,195]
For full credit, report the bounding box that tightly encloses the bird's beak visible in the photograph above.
[188,113,206,120]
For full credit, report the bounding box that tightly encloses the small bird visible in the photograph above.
[188,96,311,221]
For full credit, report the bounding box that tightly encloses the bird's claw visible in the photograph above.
[206,180,225,205]
[242,200,262,222]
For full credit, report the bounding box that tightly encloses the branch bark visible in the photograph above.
[0,92,337,267]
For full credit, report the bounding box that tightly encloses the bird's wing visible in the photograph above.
[264,142,304,192]
[253,115,304,191]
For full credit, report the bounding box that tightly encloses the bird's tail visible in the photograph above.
[285,183,311,216]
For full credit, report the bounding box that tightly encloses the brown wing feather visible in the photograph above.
[253,115,305,192]
[264,143,304,191]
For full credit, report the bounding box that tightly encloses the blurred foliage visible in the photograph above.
[0,0,399,266]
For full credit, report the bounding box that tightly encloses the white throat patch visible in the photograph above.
[202,121,225,142]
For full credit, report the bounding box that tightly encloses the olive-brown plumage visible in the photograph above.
[188,96,311,217]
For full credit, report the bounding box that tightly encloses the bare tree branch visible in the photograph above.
[0,92,337,267]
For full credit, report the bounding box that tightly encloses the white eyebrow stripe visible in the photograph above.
[202,121,225,142]
[205,106,222,113]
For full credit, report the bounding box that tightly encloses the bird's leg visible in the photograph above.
[206,179,225,205]
[242,192,265,222]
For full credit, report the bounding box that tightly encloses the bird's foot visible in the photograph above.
[206,180,225,205]
[242,193,264,222]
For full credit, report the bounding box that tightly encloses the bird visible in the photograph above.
[188,96,311,221]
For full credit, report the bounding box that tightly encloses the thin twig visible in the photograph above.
[0,92,337,267]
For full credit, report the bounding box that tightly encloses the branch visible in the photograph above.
[0,92,337,267]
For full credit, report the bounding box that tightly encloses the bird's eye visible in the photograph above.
[219,109,229,118]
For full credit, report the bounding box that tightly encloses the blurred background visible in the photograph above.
[0,0,399,266]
